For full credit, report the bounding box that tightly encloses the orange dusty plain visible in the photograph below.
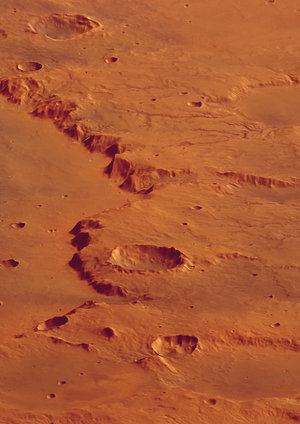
[0,1,299,423]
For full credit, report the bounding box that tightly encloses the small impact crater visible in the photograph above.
[104,56,118,63]
[36,315,68,331]
[101,327,115,339]
[10,222,26,229]
[46,393,56,399]
[109,245,190,272]
[28,14,100,40]
[0,29,7,39]
[1,259,19,268]
[187,101,202,107]
[152,335,198,357]
[17,62,42,72]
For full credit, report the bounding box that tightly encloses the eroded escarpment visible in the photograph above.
[200,331,300,353]
[90,280,128,297]
[216,171,300,189]
[0,77,44,104]
[105,155,196,193]
[70,219,103,235]
[0,77,183,194]
[31,96,77,127]
[69,221,99,252]
[216,252,258,261]
[69,252,128,297]
[71,232,91,251]
[35,315,69,331]
[0,78,77,131]
[35,301,97,332]
[48,336,94,352]
[28,14,100,40]
[82,133,124,157]
[0,78,121,150]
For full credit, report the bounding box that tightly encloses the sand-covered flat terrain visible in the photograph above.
[0,1,300,423]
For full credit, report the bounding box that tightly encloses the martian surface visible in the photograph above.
[0,1,299,423]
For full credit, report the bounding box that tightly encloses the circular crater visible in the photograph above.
[109,244,188,272]
[17,62,42,72]
[28,14,100,40]
[104,56,118,63]
[0,29,8,39]
[151,335,198,357]
[2,259,19,268]
[46,393,56,399]
[187,101,202,107]
[10,222,26,228]
[102,327,115,339]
